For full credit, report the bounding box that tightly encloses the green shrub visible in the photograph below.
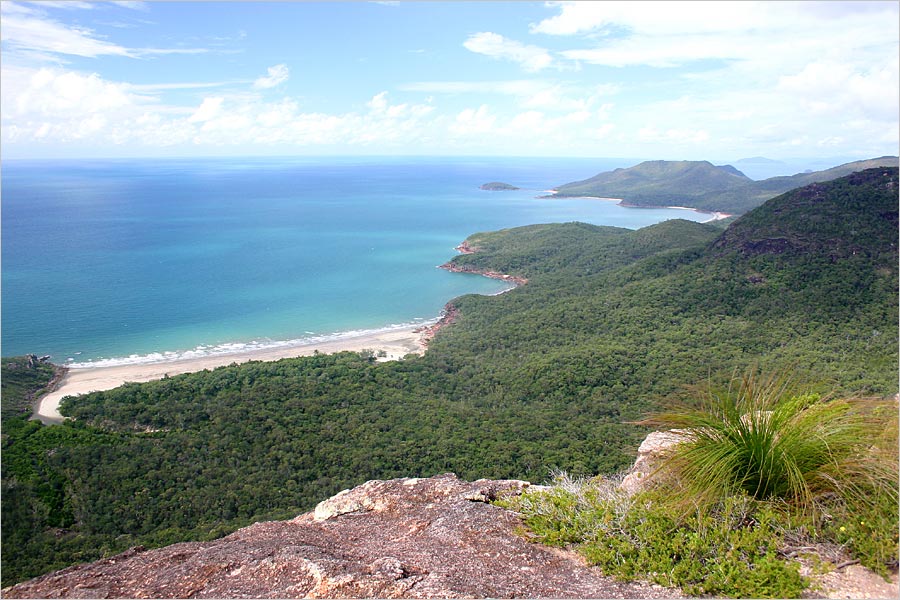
[502,482,807,598]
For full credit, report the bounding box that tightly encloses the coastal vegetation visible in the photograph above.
[2,168,897,590]
[501,371,898,597]
[553,156,899,213]
[0,356,59,422]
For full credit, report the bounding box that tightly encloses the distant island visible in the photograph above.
[480,182,520,191]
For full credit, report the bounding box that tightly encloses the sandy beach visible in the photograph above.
[34,325,427,424]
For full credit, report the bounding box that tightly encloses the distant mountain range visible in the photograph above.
[552,156,899,214]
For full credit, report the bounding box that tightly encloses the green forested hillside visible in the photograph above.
[554,156,899,214]
[2,168,897,586]
[553,160,749,205]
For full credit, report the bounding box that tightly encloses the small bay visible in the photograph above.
[1,156,710,365]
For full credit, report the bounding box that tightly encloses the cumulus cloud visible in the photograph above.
[777,59,899,122]
[450,105,496,137]
[533,1,898,72]
[253,64,290,89]
[4,67,146,118]
[188,97,225,123]
[463,32,555,72]
[1,64,445,151]
[520,0,898,157]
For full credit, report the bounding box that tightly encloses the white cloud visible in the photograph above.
[532,1,770,37]
[27,1,98,10]
[463,32,555,72]
[4,67,146,118]
[2,6,135,58]
[368,91,389,113]
[2,64,445,151]
[0,65,155,143]
[188,97,225,123]
[450,105,496,136]
[777,59,899,122]
[521,0,898,158]
[109,1,149,10]
[253,64,290,89]
[1,2,207,60]
[531,0,898,78]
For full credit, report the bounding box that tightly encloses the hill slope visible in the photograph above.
[553,160,750,204]
[2,169,897,586]
[554,156,899,213]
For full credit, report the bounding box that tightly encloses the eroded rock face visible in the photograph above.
[4,473,678,599]
[618,430,687,495]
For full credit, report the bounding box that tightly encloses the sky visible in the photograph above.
[1,0,898,161]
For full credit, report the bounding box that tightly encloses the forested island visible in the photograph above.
[2,167,897,594]
[480,181,520,191]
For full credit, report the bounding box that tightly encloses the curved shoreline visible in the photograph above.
[543,192,732,222]
[33,325,429,424]
[420,242,529,342]
[33,244,528,425]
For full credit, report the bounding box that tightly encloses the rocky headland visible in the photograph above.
[2,474,678,599]
[439,241,528,287]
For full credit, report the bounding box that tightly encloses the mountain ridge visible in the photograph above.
[552,156,899,213]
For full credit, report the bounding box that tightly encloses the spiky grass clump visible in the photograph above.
[640,372,898,519]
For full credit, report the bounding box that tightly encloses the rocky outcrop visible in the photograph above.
[439,260,529,287]
[454,240,478,254]
[4,474,679,599]
[618,430,687,495]
[414,303,460,347]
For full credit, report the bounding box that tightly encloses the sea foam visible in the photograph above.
[66,319,437,369]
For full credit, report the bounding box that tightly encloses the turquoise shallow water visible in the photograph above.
[1,156,710,366]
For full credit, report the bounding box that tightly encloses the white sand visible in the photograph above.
[35,325,426,424]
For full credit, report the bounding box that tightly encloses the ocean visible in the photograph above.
[2,156,712,366]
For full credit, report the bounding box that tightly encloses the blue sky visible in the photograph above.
[2,0,898,161]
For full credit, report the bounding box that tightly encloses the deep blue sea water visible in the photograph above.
[2,156,711,366]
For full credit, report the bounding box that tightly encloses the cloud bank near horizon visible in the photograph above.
[1,1,897,159]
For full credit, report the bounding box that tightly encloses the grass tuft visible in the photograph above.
[638,371,898,521]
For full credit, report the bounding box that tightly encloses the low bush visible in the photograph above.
[501,478,806,598]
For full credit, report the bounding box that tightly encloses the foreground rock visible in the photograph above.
[4,474,678,599]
